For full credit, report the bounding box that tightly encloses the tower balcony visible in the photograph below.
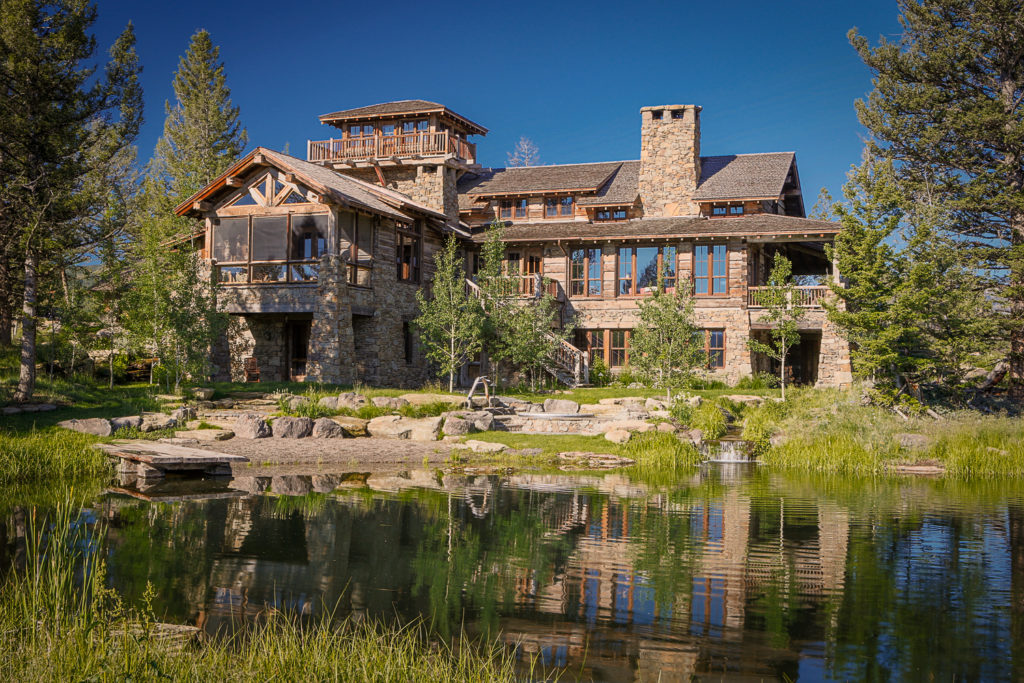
[307,132,476,166]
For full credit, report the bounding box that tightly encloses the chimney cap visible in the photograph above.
[640,104,701,113]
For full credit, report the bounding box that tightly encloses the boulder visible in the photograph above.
[645,398,669,411]
[895,433,932,450]
[174,429,234,441]
[271,475,312,496]
[579,403,626,417]
[230,476,271,494]
[683,428,704,446]
[190,387,215,400]
[605,429,631,444]
[627,382,646,389]
[171,406,197,422]
[722,394,766,405]
[656,422,678,433]
[312,417,346,439]
[463,439,507,453]
[213,398,235,409]
[140,412,177,432]
[443,416,471,436]
[234,413,272,439]
[372,396,410,410]
[318,396,341,410]
[272,416,314,439]
[311,474,345,493]
[543,398,579,414]
[329,416,369,437]
[286,395,309,411]
[467,411,494,432]
[110,415,143,432]
[20,403,56,413]
[58,417,112,437]
[598,396,646,406]
[338,392,368,410]
[366,415,442,441]
[558,451,636,469]
[600,419,654,434]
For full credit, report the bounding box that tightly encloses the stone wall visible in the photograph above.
[226,315,287,382]
[307,254,354,384]
[638,105,702,217]
[341,164,459,222]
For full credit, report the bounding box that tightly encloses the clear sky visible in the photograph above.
[92,0,903,204]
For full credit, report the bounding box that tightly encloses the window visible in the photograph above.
[569,248,601,296]
[397,221,422,282]
[514,198,528,218]
[215,213,329,285]
[349,124,373,138]
[545,196,574,218]
[672,109,686,119]
[693,244,728,296]
[575,329,605,365]
[382,123,396,136]
[500,199,527,220]
[651,110,663,120]
[729,205,744,216]
[699,329,725,369]
[710,203,743,218]
[251,216,287,262]
[290,214,327,282]
[500,200,512,220]
[403,321,414,364]
[617,245,677,295]
[610,330,631,367]
[597,208,627,221]
[213,217,249,263]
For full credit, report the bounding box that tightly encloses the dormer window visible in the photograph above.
[500,198,528,220]
[596,209,627,221]
[712,206,727,217]
[546,196,574,218]
[710,203,744,218]
[729,205,744,216]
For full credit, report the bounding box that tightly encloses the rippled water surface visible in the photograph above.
[6,466,1024,681]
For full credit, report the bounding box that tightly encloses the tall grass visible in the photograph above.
[623,432,702,481]
[0,430,110,486]
[0,498,526,682]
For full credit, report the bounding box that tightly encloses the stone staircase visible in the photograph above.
[465,278,589,387]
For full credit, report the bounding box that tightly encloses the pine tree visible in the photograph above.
[630,273,704,398]
[126,29,245,389]
[747,253,803,400]
[850,0,1024,396]
[0,2,142,400]
[415,234,483,392]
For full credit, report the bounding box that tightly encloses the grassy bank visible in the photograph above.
[0,499,525,682]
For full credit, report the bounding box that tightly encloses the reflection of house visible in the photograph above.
[176,100,852,387]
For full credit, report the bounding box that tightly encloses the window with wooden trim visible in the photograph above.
[545,196,574,218]
[617,245,677,295]
[214,213,327,284]
[569,247,601,297]
[575,329,605,365]
[698,329,725,369]
[693,243,728,296]
[595,209,627,221]
[729,205,744,216]
[610,329,631,367]
[397,221,422,282]
[348,124,374,138]
[499,198,528,220]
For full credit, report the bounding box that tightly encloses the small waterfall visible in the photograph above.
[701,438,755,463]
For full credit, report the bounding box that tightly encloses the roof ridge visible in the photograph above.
[701,151,795,158]
[496,159,639,171]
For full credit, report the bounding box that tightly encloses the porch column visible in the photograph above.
[307,254,355,384]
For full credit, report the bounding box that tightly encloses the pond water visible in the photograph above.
[5,465,1024,681]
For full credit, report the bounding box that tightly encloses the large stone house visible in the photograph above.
[175,100,852,388]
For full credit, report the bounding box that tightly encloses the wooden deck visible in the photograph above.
[96,441,249,480]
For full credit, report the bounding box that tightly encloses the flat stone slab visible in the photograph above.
[463,439,507,453]
[398,393,465,407]
[96,441,248,470]
[174,429,234,441]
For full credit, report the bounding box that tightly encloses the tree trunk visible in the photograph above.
[0,253,12,347]
[1010,212,1024,400]
[780,354,787,402]
[14,252,38,402]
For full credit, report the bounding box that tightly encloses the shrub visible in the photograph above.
[614,365,642,386]
[735,372,780,390]
[589,356,611,387]
[690,401,729,439]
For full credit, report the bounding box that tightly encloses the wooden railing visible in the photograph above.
[465,278,588,386]
[307,132,476,164]
[747,285,829,308]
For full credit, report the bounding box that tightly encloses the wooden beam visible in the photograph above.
[225,176,243,187]
[282,173,295,182]
[192,201,211,211]
[253,153,266,165]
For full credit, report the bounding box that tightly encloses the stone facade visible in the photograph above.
[638,105,702,217]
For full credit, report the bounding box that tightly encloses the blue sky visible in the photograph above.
[92,0,902,204]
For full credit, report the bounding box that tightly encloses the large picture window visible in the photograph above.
[214,213,327,285]
[693,244,728,296]
[618,245,676,295]
[569,248,601,297]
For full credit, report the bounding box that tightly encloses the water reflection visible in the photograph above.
[3,467,1023,681]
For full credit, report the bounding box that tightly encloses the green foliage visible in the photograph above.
[629,281,705,390]
[850,2,1024,391]
[415,234,484,392]
[735,372,780,390]
[0,431,110,486]
[614,365,642,387]
[588,355,611,387]
[689,401,729,440]
[398,401,452,418]
[747,253,803,400]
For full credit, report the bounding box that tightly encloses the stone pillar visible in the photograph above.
[638,105,702,217]
[816,315,853,388]
[307,254,354,384]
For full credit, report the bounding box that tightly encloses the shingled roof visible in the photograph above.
[468,213,838,243]
[576,161,640,206]
[694,152,795,201]
[318,100,488,135]
[458,161,624,198]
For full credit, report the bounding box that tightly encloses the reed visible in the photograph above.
[0,430,110,486]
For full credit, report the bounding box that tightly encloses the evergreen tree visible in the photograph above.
[850,0,1024,395]
[126,29,245,389]
[0,2,142,400]
[630,273,704,398]
[415,234,483,392]
[747,253,803,400]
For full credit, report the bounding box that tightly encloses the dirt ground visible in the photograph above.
[194,436,456,477]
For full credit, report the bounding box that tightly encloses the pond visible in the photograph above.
[3,465,1024,681]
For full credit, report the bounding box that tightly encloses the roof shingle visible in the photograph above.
[318,100,487,135]
[458,161,624,197]
[694,152,795,200]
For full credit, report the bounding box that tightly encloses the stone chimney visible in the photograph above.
[638,105,702,217]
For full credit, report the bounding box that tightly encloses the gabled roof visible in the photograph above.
[318,100,488,135]
[576,161,640,207]
[173,147,460,233]
[469,213,838,243]
[694,152,796,201]
[458,161,624,198]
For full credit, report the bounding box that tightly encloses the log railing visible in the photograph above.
[747,285,828,308]
[307,132,476,164]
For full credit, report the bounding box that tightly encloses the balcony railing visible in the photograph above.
[747,285,829,309]
[307,132,476,164]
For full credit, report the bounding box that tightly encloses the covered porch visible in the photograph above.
[746,239,834,310]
